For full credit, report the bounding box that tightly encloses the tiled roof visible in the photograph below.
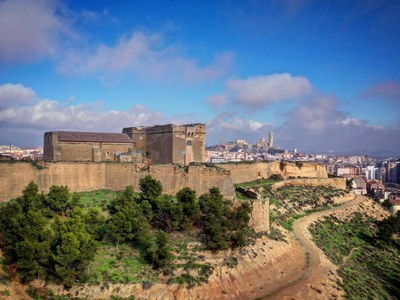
[55,131,133,143]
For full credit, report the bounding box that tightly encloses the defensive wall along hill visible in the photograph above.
[0,161,338,202]
[270,177,347,190]
[217,161,329,183]
[0,162,234,201]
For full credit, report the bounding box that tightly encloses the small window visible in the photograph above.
[187,140,192,146]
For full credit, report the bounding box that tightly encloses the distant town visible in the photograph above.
[0,144,43,161]
[206,132,400,212]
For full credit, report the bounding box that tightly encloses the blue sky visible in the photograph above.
[0,0,399,154]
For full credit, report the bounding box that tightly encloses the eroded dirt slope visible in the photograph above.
[266,195,389,300]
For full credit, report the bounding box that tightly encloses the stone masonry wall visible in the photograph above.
[0,161,331,202]
[270,177,347,190]
[218,161,328,184]
[0,162,234,202]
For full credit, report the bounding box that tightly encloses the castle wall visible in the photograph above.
[53,142,133,162]
[43,132,54,161]
[172,128,187,165]
[122,127,147,153]
[123,124,206,165]
[146,126,174,164]
[44,132,133,162]
[57,142,94,161]
[270,177,347,190]
[249,199,270,232]
[0,161,331,202]
[218,161,328,184]
[0,162,235,202]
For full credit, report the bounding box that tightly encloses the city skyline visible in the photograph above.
[0,0,399,154]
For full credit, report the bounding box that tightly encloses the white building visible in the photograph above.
[365,165,378,180]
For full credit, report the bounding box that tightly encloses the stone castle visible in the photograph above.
[44,123,206,165]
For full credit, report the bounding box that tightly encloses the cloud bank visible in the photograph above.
[1,80,399,154]
[59,31,233,82]
[206,74,400,154]
[207,73,313,108]
[0,0,232,83]
[365,80,400,101]
[0,83,167,146]
[0,0,69,63]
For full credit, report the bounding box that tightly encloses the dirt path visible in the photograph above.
[342,247,360,264]
[264,194,365,300]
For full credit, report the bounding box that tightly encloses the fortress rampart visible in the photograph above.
[218,161,328,183]
[270,177,347,190]
[0,162,234,201]
[0,161,331,202]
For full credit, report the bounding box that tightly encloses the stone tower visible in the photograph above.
[123,123,206,165]
[268,131,274,148]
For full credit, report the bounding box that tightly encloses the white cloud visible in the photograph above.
[0,83,167,145]
[276,94,400,153]
[0,0,70,63]
[206,113,273,143]
[205,78,400,153]
[290,95,339,133]
[206,94,229,106]
[0,83,36,107]
[364,80,400,101]
[338,118,364,127]
[228,73,313,107]
[207,73,313,109]
[59,31,233,82]
[0,1,230,83]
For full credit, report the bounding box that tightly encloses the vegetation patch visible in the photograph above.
[77,189,119,211]
[87,243,158,284]
[310,212,400,299]
[267,226,286,242]
[235,179,278,190]
[0,257,10,285]
[0,176,252,291]
[0,290,10,296]
[267,185,345,231]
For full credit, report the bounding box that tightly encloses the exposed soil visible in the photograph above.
[31,235,304,299]
[265,195,389,300]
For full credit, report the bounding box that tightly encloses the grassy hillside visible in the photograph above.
[310,213,400,299]
[268,185,345,231]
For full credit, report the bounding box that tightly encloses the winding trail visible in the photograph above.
[264,194,365,300]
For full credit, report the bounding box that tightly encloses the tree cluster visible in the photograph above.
[375,211,400,248]
[0,176,251,287]
[199,187,251,250]
[0,183,99,287]
[107,176,251,258]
